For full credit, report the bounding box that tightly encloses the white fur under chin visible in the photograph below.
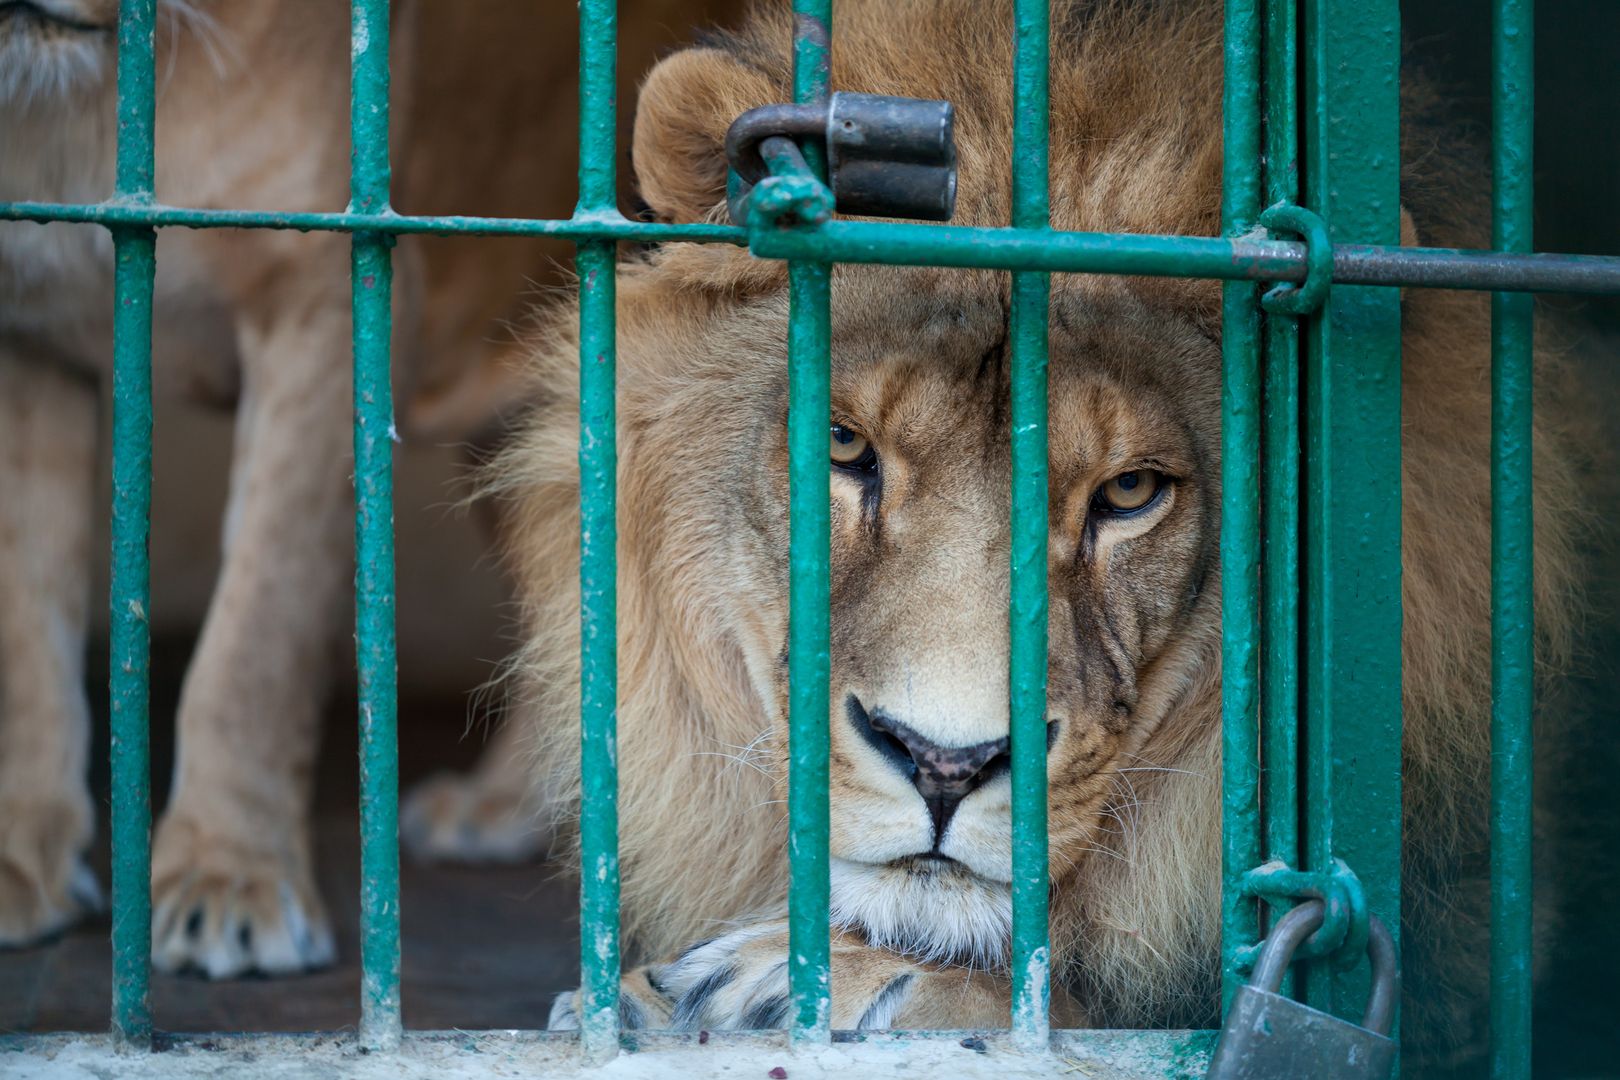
[829,856,1012,971]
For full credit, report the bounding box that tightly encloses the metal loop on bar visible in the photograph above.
[1239,858,1370,968]
[741,136,836,229]
[1259,202,1332,315]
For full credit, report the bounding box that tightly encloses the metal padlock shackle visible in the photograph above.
[1251,899,1398,1036]
[725,92,958,223]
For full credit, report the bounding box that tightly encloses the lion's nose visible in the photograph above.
[848,697,1010,843]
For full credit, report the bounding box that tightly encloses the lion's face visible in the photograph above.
[558,0,1230,973]
[703,266,1221,967]
[0,0,118,104]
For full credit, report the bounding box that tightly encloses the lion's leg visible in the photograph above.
[401,706,560,864]
[0,351,103,946]
[150,290,352,978]
[547,921,1085,1031]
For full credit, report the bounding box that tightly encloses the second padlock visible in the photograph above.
[1206,900,1398,1080]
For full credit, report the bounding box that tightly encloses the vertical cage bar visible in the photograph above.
[1260,0,1300,928]
[109,0,156,1047]
[1489,1,1534,1075]
[787,0,832,1045]
[1301,0,1403,1026]
[1218,0,1263,1012]
[349,0,401,1049]
[1008,0,1052,1048]
[576,0,622,1062]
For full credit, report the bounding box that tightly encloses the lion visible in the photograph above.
[0,0,742,978]
[464,0,1595,1064]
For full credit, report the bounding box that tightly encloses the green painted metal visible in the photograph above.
[6,197,1620,293]
[576,0,623,1062]
[1008,0,1052,1050]
[1219,0,1264,1013]
[1489,1,1535,1076]
[1259,204,1332,316]
[1238,859,1367,967]
[786,0,833,1045]
[108,0,156,1047]
[747,136,836,227]
[1260,0,1301,1000]
[1300,0,1404,1037]
[349,0,402,1050]
[0,201,743,242]
[745,221,1620,294]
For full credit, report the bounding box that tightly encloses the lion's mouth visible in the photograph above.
[0,1,110,33]
[897,851,964,874]
[831,854,1013,969]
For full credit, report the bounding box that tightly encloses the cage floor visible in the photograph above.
[0,636,580,1035]
[0,814,578,1034]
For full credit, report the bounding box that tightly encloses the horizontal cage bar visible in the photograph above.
[4,203,1618,293]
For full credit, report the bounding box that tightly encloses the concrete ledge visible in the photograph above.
[3,1028,1214,1079]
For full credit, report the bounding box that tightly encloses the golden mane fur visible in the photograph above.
[487,0,1596,1056]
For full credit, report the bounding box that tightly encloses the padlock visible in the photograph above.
[1206,899,1398,1080]
[725,92,957,224]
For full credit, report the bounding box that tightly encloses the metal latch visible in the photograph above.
[1207,900,1399,1079]
[725,92,957,225]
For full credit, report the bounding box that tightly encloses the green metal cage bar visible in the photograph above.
[1008,0,1053,1048]
[786,0,834,1045]
[7,198,1620,292]
[349,0,403,1050]
[1260,0,1302,1004]
[577,0,623,1062]
[745,220,1620,292]
[1301,0,1405,1025]
[1218,0,1264,1010]
[1490,0,1535,1075]
[108,0,156,1048]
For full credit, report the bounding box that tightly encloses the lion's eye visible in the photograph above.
[830,423,876,470]
[1096,470,1165,514]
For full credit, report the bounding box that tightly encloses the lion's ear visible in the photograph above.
[632,47,778,224]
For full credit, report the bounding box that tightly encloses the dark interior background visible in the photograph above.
[1408,0,1620,333]
[1404,2,1620,1076]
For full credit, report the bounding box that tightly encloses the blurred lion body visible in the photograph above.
[0,0,742,975]
[485,0,1595,1062]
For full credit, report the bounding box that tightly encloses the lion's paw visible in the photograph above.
[548,926,793,1032]
[548,922,947,1032]
[401,770,552,864]
[651,924,800,1030]
[150,814,333,978]
[548,960,680,1032]
[0,794,101,947]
